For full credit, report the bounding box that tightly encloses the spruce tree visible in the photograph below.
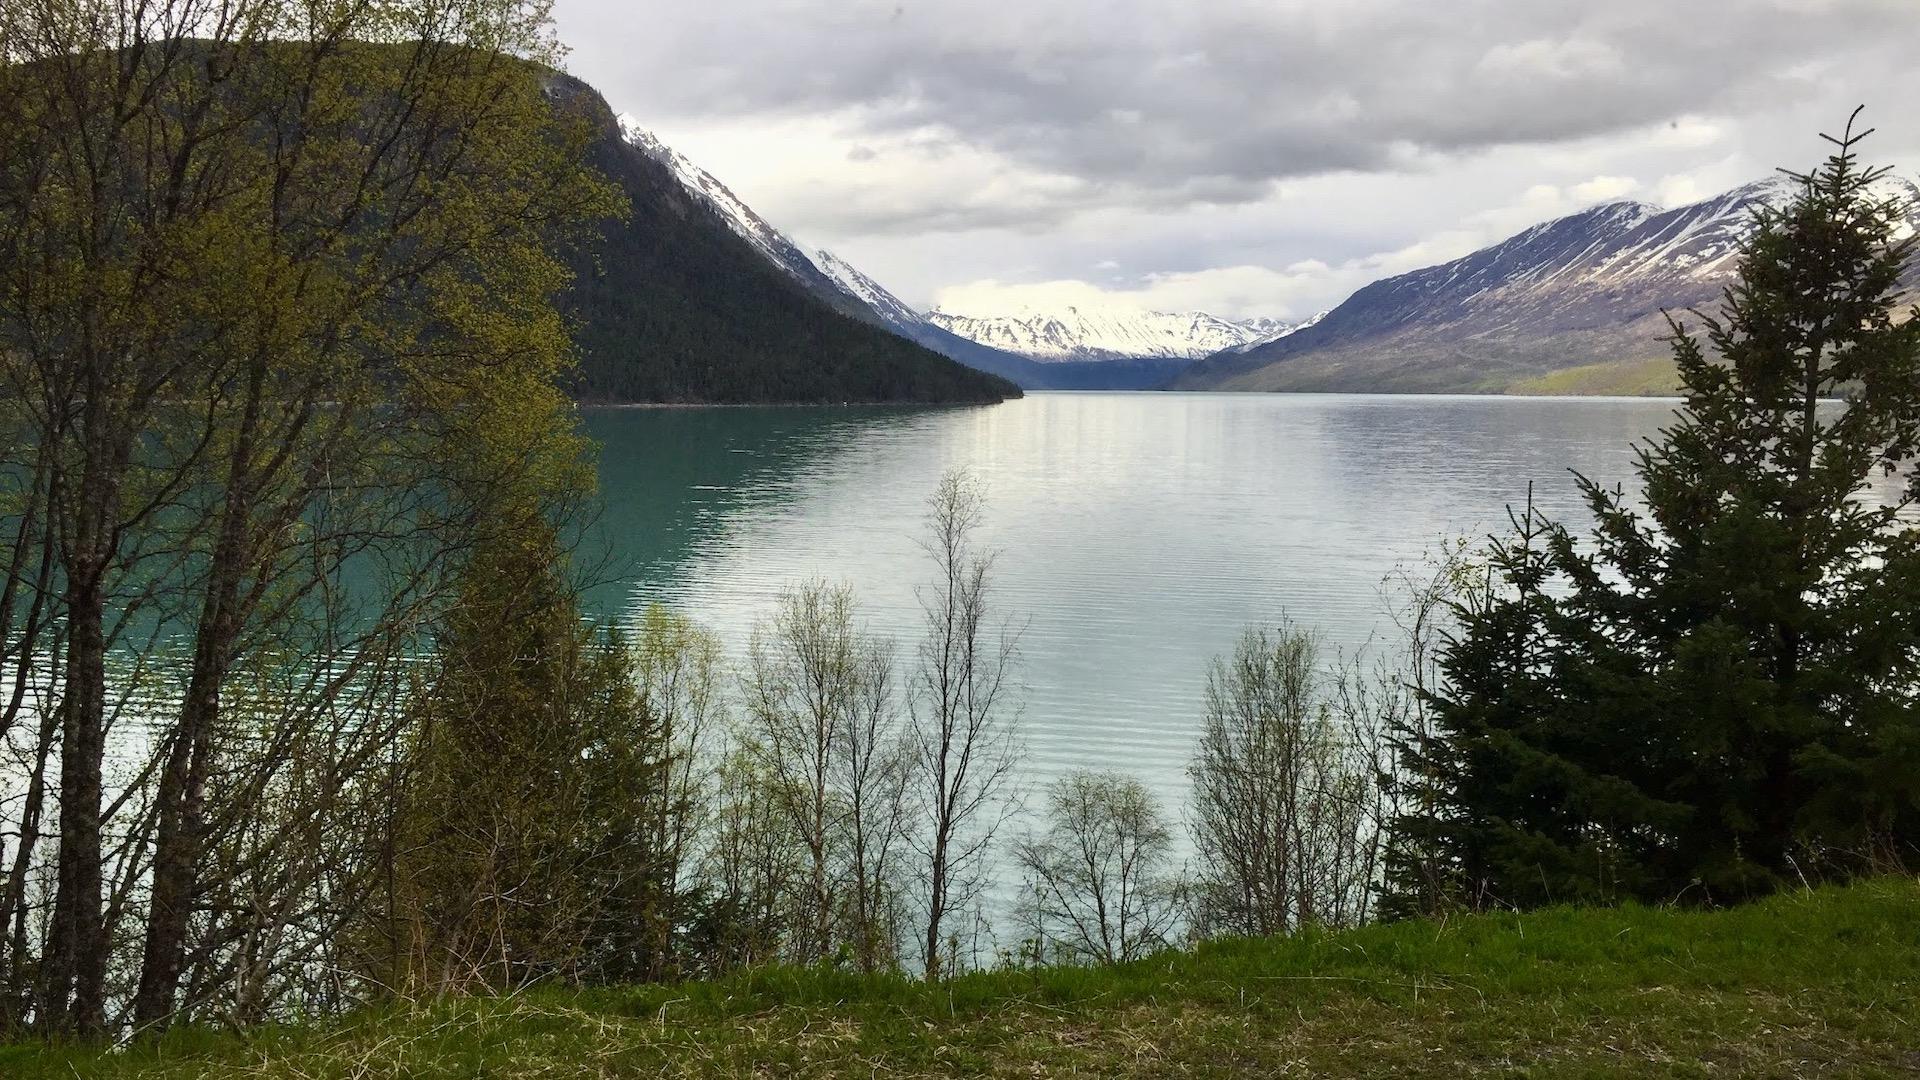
[1395,113,1920,910]
[378,511,671,990]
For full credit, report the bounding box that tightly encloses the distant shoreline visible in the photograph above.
[574,390,1695,408]
[574,398,1006,410]
[573,390,1845,408]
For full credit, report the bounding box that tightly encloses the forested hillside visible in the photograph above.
[548,76,1018,405]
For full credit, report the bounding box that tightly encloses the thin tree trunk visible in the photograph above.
[0,693,62,1033]
[48,567,109,1037]
[133,368,263,1033]
[130,627,229,1031]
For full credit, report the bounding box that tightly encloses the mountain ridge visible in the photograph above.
[1174,174,1920,394]
[615,116,1073,387]
[617,119,1304,388]
[548,81,1018,405]
[597,108,1920,398]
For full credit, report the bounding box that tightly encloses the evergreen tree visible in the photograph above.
[376,509,671,991]
[1394,113,1920,911]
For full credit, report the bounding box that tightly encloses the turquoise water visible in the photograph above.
[581,391,1710,814]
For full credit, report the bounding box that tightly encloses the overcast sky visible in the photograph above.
[552,0,1920,321]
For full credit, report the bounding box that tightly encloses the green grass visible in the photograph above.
[9,877,1918,1077]
[1505,356,1684,397]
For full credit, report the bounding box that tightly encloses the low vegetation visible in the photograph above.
[8,876,1917,1077]
[1505,356,1684,396]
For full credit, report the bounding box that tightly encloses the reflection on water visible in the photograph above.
[582,391,1752,816]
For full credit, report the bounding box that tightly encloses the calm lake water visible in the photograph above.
[581,391,1694,816]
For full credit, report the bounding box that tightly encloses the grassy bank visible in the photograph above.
[8,877,1916,1078]
[1505,356,1684,397]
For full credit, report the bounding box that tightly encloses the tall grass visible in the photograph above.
[9,876,1917,1077]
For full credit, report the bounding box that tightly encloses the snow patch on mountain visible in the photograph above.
[805,246,925,328]
[618,120,941,332]
[1580,174,1916,285]
[617,113,816,280]
[1175,171,1920,393]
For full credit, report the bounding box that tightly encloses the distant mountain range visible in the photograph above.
[546,77,1017,406]
[588,85,1920,400]
[1175,175,1920,395]
[618,119,1287,390]
[924,307,1320,363]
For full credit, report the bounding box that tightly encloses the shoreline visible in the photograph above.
[573,397,1012,410]
[575,389,1858,408]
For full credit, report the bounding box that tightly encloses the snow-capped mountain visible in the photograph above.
[924,307,1321,363]
[1177,174,1920,394]
[1224,309,1328,354]
[618,115,792,272]
[617,117,1062,386]
[544,83,1012,405]
[615,118,1316,388]
[807,246,926,329]
[617,115,857,311]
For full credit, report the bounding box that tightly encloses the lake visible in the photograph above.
[582,390,1699,817]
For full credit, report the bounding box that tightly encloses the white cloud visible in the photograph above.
[1571,175,1641,202]
[934,278,1149,316]
[1648,117,1727,150]
[936,263,1361,321]
[932,251,1457,323]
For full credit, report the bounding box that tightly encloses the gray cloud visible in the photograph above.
[564,0,1913,202]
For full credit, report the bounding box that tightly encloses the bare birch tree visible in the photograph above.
[909,470,1022,980]
[1188,623,1377,937]
[743,583,853,964]
[693,745,801,973]
[1015,770,1178,966]
[833,640,913,972]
